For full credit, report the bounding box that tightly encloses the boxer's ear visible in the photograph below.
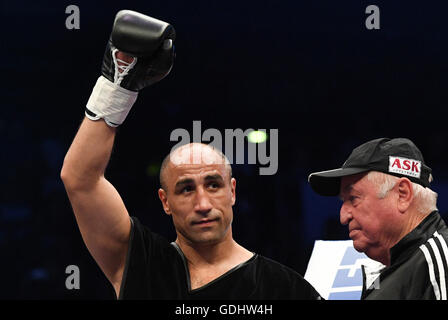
[158,188,172,215]
[230,178,236,206]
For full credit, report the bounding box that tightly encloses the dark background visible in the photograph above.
[1,0,448,299]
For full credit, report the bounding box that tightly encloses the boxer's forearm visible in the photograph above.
[61,117,116,189]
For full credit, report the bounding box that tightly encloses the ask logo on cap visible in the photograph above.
[388,156,421,179]
[308,138,432,196]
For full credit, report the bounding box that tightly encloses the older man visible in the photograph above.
[308,137,448,300]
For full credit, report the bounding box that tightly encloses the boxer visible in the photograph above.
[61,10,321,300]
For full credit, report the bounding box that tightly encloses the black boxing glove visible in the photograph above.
[85,10,175,127]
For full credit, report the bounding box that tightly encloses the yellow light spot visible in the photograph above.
[247,131,267,143]
[146,163,160,177]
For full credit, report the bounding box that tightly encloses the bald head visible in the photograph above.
[159,143,232,192]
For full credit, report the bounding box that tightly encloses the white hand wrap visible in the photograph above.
[85,76,138,127]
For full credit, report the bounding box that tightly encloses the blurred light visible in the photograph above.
[247,131,267,143]
[30,268,49,281]
[146,163,161,177]
[0,205,31,222]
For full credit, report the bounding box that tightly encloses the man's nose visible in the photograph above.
[340,202,353,226]
[194,187,213,214]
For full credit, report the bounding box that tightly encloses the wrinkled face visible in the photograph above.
[339,173,401,260]
[158,144,236,245]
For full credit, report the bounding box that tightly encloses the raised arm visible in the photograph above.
[60,10,175,298]
[61,117,129,296]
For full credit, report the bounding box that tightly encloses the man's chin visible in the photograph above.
[191,232,222,245]
[352,240,368,253]
[352,241,386,264]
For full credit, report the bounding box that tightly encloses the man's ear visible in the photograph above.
[158,188,172,215]
[396,178,413,213]
[230,178,236,206]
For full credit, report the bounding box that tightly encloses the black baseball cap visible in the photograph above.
[308,138,432,196]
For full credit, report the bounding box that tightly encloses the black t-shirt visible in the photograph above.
[118,216,321,300]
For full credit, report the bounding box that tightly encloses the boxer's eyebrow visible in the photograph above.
[204,174,224,183]
[174,174,225,192]
[174,178,195,191]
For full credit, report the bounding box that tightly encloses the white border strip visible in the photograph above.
[329,286,363,293]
